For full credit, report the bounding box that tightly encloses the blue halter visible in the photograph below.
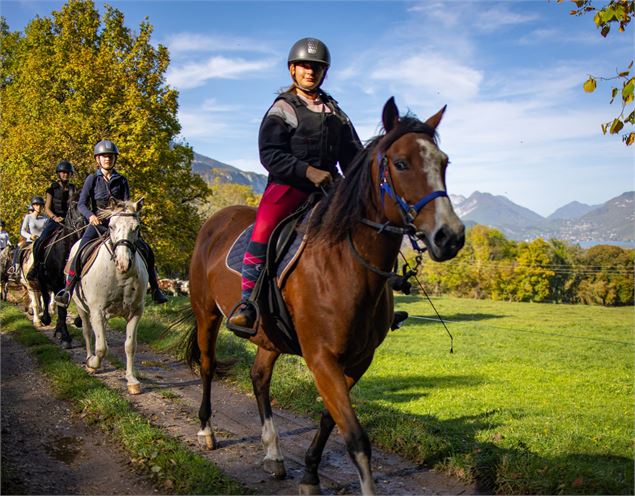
[377,152,448,225]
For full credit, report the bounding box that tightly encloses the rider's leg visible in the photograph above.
[54,225,101,307]
[27,219,58,280]
[228,184,310,333]
[135,238,168,304]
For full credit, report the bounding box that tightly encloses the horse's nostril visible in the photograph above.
[434,226,450,247]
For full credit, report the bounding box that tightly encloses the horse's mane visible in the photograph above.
[307,114,437,244]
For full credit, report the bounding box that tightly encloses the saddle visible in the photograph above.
[226,194,321,355]
[63,238,105,277]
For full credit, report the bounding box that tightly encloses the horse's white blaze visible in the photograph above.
[417,138,460,230]
[261,417,284,461]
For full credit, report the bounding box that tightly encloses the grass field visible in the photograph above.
[134,295,634,495]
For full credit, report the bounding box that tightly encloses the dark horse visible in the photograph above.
[187,97,465,494]
[35,196,86,347]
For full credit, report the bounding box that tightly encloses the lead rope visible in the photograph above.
[399,250,454,354]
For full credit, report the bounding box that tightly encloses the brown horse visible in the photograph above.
[187,97,465,495]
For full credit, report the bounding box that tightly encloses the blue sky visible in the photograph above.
[3,0,634,216]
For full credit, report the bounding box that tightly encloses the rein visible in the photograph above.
[105,211,139,261]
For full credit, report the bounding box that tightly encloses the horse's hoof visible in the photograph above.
[197,431,217,450]
[263,458,286,479]
[127,383,142,395]
[73,316,82,328]
[41,315,51,326]
[85,366,97,374]
[298,483,322,495]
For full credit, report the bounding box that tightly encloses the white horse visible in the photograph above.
[70,198,148,394]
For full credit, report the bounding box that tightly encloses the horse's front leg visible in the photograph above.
[300,355,374,495]
[55,305,72,349]
[307,354,377,495]
[28,289,42,326]
[86,310,108,371]
[40,288,52,327]
[251,347,285,479]
[124,314,142,394]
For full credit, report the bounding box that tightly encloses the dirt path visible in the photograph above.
[2,310,477,495]
[1,332,158,495]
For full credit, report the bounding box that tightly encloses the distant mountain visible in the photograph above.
[451,191,634,244]
[552,192,635,243]
[451,192,548,239]
[192,152,267,193]
[547,201,600,220]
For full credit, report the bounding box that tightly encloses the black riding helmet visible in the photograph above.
[93,140,119,157]
[31,196,45,206]
[288,38,331,68]
[56,160,74,174]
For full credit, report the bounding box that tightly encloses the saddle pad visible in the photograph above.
[225,224,306,285]
[64,238,105,277]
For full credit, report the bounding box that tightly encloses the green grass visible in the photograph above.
[0,301,247,495]
[137,295,634,495]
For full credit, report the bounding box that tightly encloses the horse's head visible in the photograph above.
[65,193,88,233]
[374,97,464,261]
[105,198,144,273]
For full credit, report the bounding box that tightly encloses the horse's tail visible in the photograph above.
[161,305,200,369]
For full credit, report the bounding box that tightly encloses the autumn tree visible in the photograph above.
[560,0,635,145]
[0,1,209,275]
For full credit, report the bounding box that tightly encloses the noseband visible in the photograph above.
[107,212,138,260]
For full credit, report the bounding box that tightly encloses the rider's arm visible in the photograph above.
[20,216,31,240]
[337,119,363,176]
[259,111,311,183]
[77,175,96,221]
[44,192,58,220]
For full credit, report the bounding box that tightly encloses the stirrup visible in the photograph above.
[54,290,71,308]
[226,301,258,338]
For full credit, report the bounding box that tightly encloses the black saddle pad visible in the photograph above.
[226,224,304,283]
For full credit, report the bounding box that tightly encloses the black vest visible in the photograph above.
[49,182,76,217]
[276,91,348,175]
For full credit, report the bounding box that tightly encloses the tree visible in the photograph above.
[0,1,209,275]
[560,0,635,145]
[198,174,261,219]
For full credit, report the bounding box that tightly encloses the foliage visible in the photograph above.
[559,0,635,145]
[197,174,261,219]
[0,1,209,275]
[415,225,634,305]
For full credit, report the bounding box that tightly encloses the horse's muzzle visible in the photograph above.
[418,223,465,262]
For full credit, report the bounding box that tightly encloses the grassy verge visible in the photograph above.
[132,295,634,495]
[0,301,247,495]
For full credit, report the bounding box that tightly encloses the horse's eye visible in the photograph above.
[393,159,408,171]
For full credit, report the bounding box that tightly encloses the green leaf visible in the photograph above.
[611,87,619,103]
[625,110,635,125]
[609,118,624,134]
[583,77,597,93]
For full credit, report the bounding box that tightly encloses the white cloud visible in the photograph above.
[201,98,240,113]
[474,5,539,33]
[166,55,275,89]
[166,33,275,55]
[370,54,484,103]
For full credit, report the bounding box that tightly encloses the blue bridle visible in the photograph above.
[377,152,448,225]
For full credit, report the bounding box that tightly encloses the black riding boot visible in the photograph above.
[227,301,257,338]
[136,239,168,304]
[54,273,78,308]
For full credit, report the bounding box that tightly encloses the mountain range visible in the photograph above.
[191,151,634,245]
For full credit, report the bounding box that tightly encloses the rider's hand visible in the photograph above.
[30,234,38,241]
[305,166,332,188]
[89,215,100,226]
[53,216,63,223]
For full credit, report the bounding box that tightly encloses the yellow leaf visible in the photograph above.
[625,132,635,146]
[583,77,597,93]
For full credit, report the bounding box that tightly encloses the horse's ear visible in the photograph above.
[134,197,144,212]
[425,105,447,130]
[382,96,399,133]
